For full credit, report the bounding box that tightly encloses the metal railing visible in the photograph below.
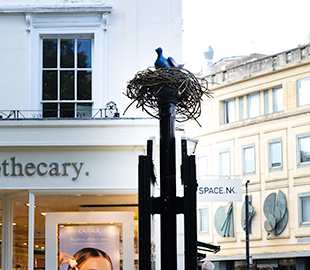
[0,102,120,120]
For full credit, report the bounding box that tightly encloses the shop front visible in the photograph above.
[207,256,310,270]
[0,119,158,270]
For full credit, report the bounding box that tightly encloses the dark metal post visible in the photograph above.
[182,140,197,270]
[245,180,250,270]
[157,88,178,270]
[138,140,153,270]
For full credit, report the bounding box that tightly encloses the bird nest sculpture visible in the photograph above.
[124,67,212,125]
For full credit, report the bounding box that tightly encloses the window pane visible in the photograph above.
[270,141,282,168]
[225,100,235,123]
[239,97,244,120]
[77,71,92,100]
[60,39,74,68]
[264,90,269,115]
[60,103,75,118]
[60,71,74,100]
[43,39,57,68]
[274,87,283,112]
[299,136,310,163]
[248,93,260,118]
[78,39,92,68]
[43,71,57,100]
[219,151,229,176]
[298,78,310,106]
[35,194,137,270]
[199,208,209,232]
[43,103,58,118]
[244,147,254,173]
[77,103,92,118]
[302,196,310,222]
[13,195,29,270]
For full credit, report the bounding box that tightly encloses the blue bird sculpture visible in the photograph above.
[154,47,184,69]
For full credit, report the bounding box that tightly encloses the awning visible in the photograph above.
[197,241,220,261]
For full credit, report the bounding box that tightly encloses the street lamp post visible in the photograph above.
[245,180,250,270]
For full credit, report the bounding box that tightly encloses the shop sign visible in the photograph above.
[0,157,85,181]
[197,179,242,202]
[0,149,138,190]
[256,259,278,268]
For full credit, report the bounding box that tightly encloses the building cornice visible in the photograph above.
[0,5,113,14]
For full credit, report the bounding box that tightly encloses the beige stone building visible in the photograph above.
[187,45,310,270]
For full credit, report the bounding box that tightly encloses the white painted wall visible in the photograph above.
[0,15,27,111]
[0,1,185,269]
[0,0,183,117]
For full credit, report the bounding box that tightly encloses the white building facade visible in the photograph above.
[0,1,182,269]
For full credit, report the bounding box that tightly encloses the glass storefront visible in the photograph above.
[211,259,297,270]
[0,191,138,270]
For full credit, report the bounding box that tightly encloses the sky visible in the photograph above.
[182,0,310,73]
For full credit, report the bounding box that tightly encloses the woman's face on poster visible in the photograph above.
[79,257,112,270]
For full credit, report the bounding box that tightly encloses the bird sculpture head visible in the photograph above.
[155,47,163,56]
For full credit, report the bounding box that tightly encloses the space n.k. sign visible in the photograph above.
[197,179,242,202]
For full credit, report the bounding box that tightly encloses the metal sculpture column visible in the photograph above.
[157,88,178,270]
[125,47,212,270]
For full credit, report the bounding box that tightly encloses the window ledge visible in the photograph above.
[0,5,113,14]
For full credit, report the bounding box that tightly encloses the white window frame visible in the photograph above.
[298,192,310,227]
[219,149,230,178]
[296,77,310,107]
[41,36,94,118]
[273,86,283,112]
[242,143,255,175]
[247,92,260,118]
[198,207,209,234]
[26,11,110,117]
[224,99,235,124]
[296,132,310,168]
[268,138,283,171]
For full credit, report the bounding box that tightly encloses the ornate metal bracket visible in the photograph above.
[104,101,119,118]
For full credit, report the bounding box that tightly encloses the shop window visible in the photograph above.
[35,194,138,270]
[296,133,310,167]
[297,77,310,107]
[13,194,29,270]
[223,99,235,124]
[219,149,230,178]
[197,156,208,179]
[0,191,138,270]
[199,208,209,233]
[0,200,2,270]
[268,138,283,171]
[242,144,255,175]
[247,92,260,118]
[273,86,283,112]
[298,192,310,226]
[42,38,93,118]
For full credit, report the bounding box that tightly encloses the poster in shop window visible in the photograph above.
[59,225,120,270]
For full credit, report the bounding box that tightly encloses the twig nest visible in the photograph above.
[124,67,212,124]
